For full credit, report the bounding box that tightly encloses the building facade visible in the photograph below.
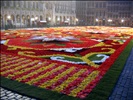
[76,1,108,26]
[76,1,133,27]
[1,1,132,28]
[0,1,76,28]
[107,1,132,26]
[1,1,45,28]
[44,1,76,26]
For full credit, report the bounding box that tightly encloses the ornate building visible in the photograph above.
[107,1,132,26]
[0,1,76,28]
[1,1,132,28]
[1,1,45,28]
[76,1,107,26]
[52,1,76,25]
[76,1,133,27]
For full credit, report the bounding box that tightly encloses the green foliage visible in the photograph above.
[88,54,104,61]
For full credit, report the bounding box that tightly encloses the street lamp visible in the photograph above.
[75,18,78,22]
[57,17,60,25]
[48,17,51,21]
[6,15,12,29]
[66,18,69,22]
[47,17,51,27]
[7,15,11,20]
[108,19,112,22]
[121,19,125,26]
[121,19,124,23]
[95,18,99,25]
[96,18,99,22]
[75,18,79,25]
[31,18,35,27]
[57,17,60,21]
[31,18,35,21]
[34,17,38,27]
[108,19,112,26]
[35,17,38,20]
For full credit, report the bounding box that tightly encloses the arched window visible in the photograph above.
[11,15,15,23]
[22,15,25,24]
[16,15,20,23]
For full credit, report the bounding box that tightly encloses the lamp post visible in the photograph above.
[47,17,51,27]
[95,18,99,25]
[48,17,51,21]
[108,19,112,26]
[121,19,124,26]
[35,17,38,27]
[31,18,35,27]
[7,15,11,29]
[57,17,60,25]
[103,19,105,26]
[67,18,70,25]
[75,18,79,25]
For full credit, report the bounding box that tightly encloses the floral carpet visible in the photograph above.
[0,26,133,99]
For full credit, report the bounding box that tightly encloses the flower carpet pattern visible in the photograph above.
[0,26,133,99]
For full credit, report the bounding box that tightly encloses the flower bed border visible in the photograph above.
[85,39,133,100]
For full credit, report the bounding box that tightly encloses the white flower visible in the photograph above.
[92,54,109,63]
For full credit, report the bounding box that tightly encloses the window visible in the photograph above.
[23,1,26,8]
[36,2,38,9]
[33,2,35,9]
[13,1,16,7]
[28,2,30,9]
[6,1,9,7]
[1,1,4,7]
[21,1,24,8]
[18,1,20,7]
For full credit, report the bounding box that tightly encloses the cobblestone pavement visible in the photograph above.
[109,48,133,100]
[1,48,133,100]
[0,87,36,100]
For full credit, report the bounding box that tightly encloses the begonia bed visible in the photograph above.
[0,26,133,100]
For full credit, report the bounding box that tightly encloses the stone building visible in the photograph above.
[1,1,45,28]
[0,1,76,28]
[52,1,76,25]
[76,1,133,27]
[107,1,132,26]
[1,1,132,28]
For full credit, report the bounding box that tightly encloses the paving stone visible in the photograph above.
[120,97,126,100]
[109,48,133,100]
[126,98,132,100]
[9,99,16,100]
[0,87,37,100]
[8,95,16,99]
[1,96,8,99]
[1,93,6,97]
[114,97,121,100]
[31,98,36,100]
[7,93,14,96]
[6,91,11,94]
[116,89,123,95]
